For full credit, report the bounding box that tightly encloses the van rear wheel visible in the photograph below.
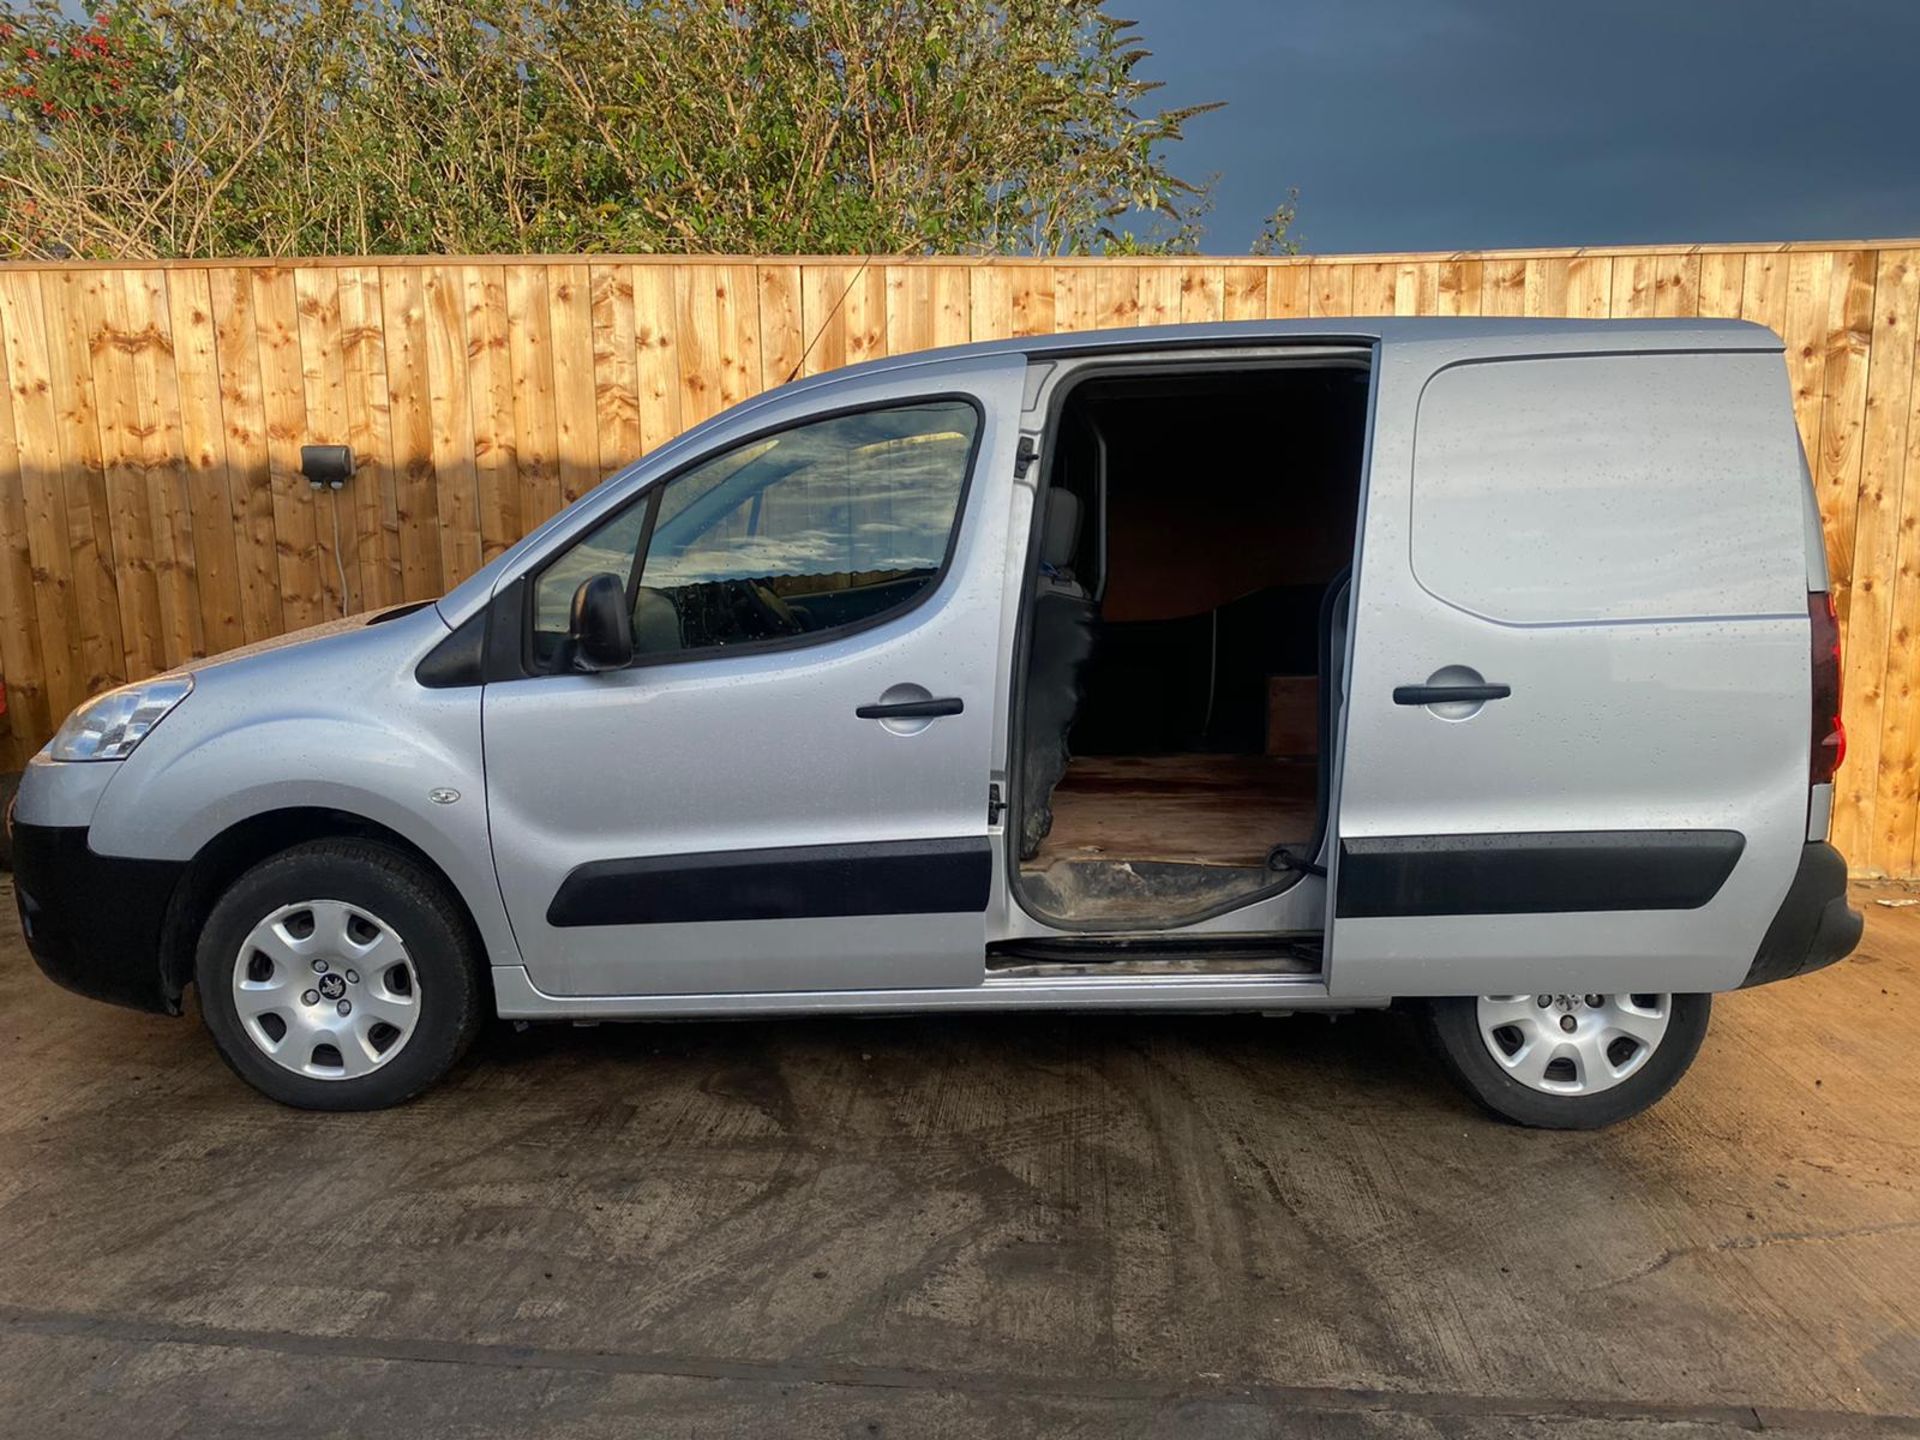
[195,839,484,1110]
[1424,992,1710,1129]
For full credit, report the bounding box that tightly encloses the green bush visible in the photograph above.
[0,0,1295,259]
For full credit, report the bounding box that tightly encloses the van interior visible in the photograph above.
[1013,361,1370,928]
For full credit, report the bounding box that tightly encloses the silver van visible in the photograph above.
[7,319,1862,1127]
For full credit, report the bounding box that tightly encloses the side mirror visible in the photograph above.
[569,573,634,672]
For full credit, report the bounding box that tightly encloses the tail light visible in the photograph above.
[1810,592,1845,784]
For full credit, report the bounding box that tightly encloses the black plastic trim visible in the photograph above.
[1392,682,1510,705]
[10,823,186,1014]
[547,836,992,928]
[415,607,487,688]
[1335,829,1745,919]
[1741,841,1862,987]
[856,696,964,720]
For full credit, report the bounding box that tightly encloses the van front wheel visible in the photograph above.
[195,839,484,1110]
[1424,992,1710,1129]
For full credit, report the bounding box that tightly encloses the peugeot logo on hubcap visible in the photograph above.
[318,973,347,1001]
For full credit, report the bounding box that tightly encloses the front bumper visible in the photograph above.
[9,821,186,1014]
[1740,841,1863,988]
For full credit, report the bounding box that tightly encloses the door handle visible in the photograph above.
[857,696,965,720]
[1393,682,1511,706]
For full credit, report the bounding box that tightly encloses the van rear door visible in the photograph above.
[1326,333,1815,997]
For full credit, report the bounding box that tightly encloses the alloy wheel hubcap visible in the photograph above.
[232,899,420,1080]
[1474,993,1671,1095]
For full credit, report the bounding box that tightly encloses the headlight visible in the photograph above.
[48,675,194,761]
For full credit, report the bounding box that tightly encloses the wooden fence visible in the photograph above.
[2,243,1919,876]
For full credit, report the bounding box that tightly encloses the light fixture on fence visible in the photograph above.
[300,444,353,491]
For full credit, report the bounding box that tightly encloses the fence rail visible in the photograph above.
[2,244,1917,876]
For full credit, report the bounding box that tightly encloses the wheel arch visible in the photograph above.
[159,807,497,1013]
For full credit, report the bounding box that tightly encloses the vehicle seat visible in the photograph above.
[1019,490,1098,860]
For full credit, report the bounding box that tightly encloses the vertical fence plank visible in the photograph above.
[253,266,327,624]
[0,295,46,761]
[337,266,403,607]
[1523,257,1571,316]
[1432,258,1481,317]
[1835,251,1919,867]
[674,263,724,431]
[589,263,643,476]
[631,264,681,459]
[421,264,480,588]
[756,264,804,392]
[1221,265,1265,322]
[1095,267,1140,330]
[1136,267,1181,327]
[209,267,286,637]
[1818,250,1877,622]
[800,264,853,377]
[1562,255,1612,317]
[0,271,85,718]
[718,263,762,405]
[1653,252,1701,317]
[1350,261,1396,316]
[43,271,134,690]
[842,264,887,362]
[968,265,1011,341]
[1480,258,1525,316]
[88,269,166,677]
[1783,250,1837,505]
[885,264,934,356]
[1698,252,1745,318]
[1177,264,1223,324]
[377,266,445,600]
[1308,261,1352,318]
[932,265,971,346]
[546,263,599,505]
[505,265,564,532]
[1877,288,1920,878]
[1010,267,1055,336]
[124,268,204,666]
[294,266,358,615]
[1052,266,1096,332]
[1741,251,1791,338]
[1611,254,1659,318]
[165,268,247,652]
[464,264,521,566]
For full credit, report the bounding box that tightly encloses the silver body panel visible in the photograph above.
[484,356,1025,996]
[14,316,1825,1016]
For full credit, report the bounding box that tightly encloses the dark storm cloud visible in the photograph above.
[1126,0,1920,252]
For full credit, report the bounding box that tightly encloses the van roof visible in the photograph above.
[775,313,1781,392]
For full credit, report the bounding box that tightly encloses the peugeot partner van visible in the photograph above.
[7,318,1862,1127]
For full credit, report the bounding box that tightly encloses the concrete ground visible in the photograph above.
[0,877,1917,1439]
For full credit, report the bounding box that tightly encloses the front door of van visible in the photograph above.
[483,358,1026,998]
[1327,341,1815,999]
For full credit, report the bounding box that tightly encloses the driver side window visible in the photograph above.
[532,399,980,667]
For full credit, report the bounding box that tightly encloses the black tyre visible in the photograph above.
[195,839,484,1110]
[1424,992,1710,1130]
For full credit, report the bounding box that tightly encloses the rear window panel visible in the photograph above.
[1410,352,1805,624]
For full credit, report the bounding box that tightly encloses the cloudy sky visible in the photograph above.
[1126,0,1920,254]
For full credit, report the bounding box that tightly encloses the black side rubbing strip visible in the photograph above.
[548,837,992,928]
[1335,830,1745,919]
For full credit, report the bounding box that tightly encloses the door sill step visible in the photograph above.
[986,934,1320,981]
